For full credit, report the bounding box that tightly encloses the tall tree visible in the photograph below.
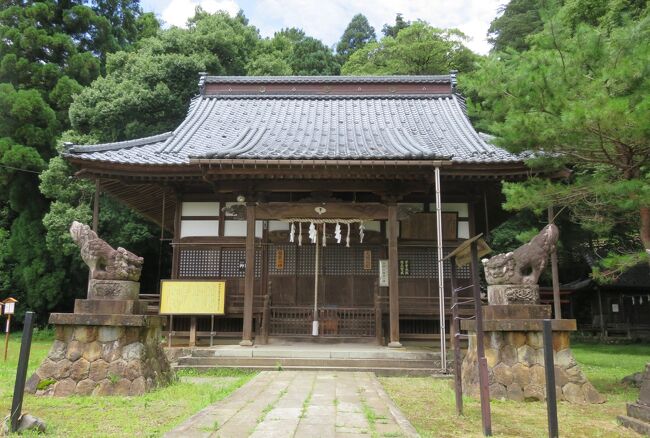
[382,13,410,37]
[487,0,545,52]
[464,0,650,280]
[0,0,153,320]
[342,21,477,75]
[71,11,259,141]
[247,28,340,76]
[336,14,376,64]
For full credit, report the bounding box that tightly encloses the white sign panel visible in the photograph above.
[3,302,14,315]
[379,259,389,287]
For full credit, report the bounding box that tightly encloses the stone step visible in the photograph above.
[177,356,442,369]
[188,347,438,361]
[628,402,650,423]
[618,415,650,436]
[173,363,450,377]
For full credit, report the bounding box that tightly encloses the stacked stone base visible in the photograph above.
[618,363,650,434]
[26,308,173,396]
[461,304,605,404]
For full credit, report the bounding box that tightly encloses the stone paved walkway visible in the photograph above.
[166,371,419,438]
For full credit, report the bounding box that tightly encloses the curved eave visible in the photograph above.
[66,155,531,182]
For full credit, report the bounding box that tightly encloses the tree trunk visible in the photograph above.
[641,207,650,256]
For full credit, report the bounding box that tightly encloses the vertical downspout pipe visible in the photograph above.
[435,166,447,372]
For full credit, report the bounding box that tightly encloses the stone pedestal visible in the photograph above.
[460,304,605,404]
[619,363,650,435]
[27,292,172,396]
[487,284,539,305]
[88,279,140,300]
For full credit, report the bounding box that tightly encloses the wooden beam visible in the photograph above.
[240,204,256,346]
[387,204,401,348]
[255,203,389,220]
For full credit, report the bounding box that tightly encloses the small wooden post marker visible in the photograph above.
[3,297,18,361]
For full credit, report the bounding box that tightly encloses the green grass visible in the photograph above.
[0,331,255,437]
[360,398,378,437]
[380,342,650,438]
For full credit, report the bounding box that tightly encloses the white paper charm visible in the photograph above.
[309,222,317,244]
[346,223,351,247]
[322,223,327,246]
[359,221,365,244]
[289,222,295,243]
[335,222,342,244]
[298,222,302,246]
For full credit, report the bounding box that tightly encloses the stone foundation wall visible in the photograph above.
[26,319,173,396]
[462,330,605,404]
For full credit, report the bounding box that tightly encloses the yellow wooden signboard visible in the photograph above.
[159,280,225,315]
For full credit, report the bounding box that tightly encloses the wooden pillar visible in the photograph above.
[548,207,562,319]
[171,195,182,280]
[189,317,197,347]
[240,203,256,346]
[387,204,401,348]
[92,179,100,232]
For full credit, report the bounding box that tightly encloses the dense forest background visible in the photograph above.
[0,0,647,322]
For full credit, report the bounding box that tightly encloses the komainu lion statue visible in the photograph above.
[482,224,559,285]
[70,221,143,282]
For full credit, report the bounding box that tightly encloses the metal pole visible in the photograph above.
[547,207,562,319]
[434,166,447,372]
[450,256,463,416]
[471,241,492,436]
[543,319,559,438]
[312,227,319,336]
[10,311,34,432]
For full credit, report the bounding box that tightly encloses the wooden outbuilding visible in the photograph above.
[64,74,530,352]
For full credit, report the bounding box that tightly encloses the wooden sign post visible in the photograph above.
[3,297,17,362]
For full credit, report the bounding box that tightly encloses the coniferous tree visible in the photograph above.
[336,14,376,64]
[0,0,153,320]
[487,0,545,52]
[382,13,410,37]
[465,0,650,280]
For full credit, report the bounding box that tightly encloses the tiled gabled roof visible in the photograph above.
[65,75,521,166]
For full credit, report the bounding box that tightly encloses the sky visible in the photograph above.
[139,0,504,55]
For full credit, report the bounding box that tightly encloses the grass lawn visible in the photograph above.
[0,330,254,437]
[381,342,650,438]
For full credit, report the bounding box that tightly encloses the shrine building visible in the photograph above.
[64,74,529,351]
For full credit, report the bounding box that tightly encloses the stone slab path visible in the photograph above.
[166,371,419,438]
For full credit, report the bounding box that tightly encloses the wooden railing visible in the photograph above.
[319,307,375,337]
[269,306,376,337]
[139,294,161,315]
[376,295,475,317]
[270,306,314,336]
[226,294,266,313]
[137,293,266,315]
